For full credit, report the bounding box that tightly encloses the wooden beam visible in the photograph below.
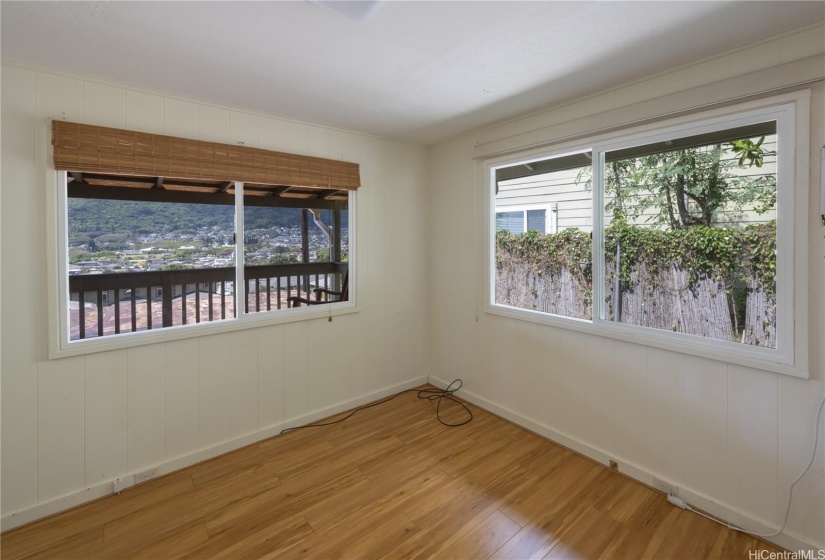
[314,189,340,200]
[67,184,340,210]
[268,186,291,197]
[301,209,310,263]
[79,173,222,190]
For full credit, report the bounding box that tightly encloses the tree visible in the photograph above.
[315,247,331,262]
[606,137,775,229]
[268,254,299,265]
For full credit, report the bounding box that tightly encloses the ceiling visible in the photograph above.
[1,1,823,145]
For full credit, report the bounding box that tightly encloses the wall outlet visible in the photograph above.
[653,477,678,496]
[609,459,619,471]
[135,467,159,484]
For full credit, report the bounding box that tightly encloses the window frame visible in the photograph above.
[482,93,809,378]
[49,172,358,359]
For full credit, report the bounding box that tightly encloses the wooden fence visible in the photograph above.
[495,237,776,348]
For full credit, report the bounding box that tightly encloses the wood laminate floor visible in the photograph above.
[1,385,782,559]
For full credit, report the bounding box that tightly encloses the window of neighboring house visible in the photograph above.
[487,98,802,368]
[60,174,353,347]
[494,206,557,235]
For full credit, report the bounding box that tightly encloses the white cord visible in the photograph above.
[683,396,825,538]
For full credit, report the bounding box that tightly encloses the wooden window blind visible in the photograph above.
[52,121,361,191]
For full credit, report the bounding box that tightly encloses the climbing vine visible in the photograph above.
[496,228,592,286]
[496,219,776,297]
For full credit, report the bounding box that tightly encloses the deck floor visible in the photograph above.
[1,386,782,559]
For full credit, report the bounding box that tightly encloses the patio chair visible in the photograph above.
[287,273,348,307]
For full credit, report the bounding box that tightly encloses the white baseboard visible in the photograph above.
[428,375,823,553]
[1,376,429,532]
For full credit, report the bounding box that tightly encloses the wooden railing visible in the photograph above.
[68,262,348,340]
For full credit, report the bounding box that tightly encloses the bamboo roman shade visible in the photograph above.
[52,121,361,191]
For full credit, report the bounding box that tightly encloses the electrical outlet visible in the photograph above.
[113,478,124,494]
[135,467,159,484]
[609,459,619,471]
[653,477,677,496]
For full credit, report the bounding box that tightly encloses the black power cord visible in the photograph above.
[280,379,472,434]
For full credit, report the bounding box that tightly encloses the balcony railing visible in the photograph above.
[68,262,348,340]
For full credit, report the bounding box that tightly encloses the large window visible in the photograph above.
[488,100,801,367]
[60,173,352,348]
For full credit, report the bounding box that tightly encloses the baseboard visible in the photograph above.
[1,376,429,532]
[428,375,823,553]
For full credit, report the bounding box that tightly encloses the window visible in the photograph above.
[59,173,352,348]
[50,120,360,354]
[487,99,803,368]
[495,206,557,235]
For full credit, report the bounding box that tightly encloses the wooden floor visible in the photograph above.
[2,385,782,560]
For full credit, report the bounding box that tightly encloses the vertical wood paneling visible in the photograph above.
[585,336,616,453]
[728,364,778,525]
[778,376,823,539]
[326,314,351,406]
[490,319,538,417]
[305,318,333,412]
[612,341,649,467]
[554,329,589,440]
[306,125,330,158]
[357,137,388,392]
[37,357,85,502]
[35,72,82,121]
[162,97,198,139]
[345,313,371,399]
[683,356,728,500]
[257,117,285,152]
[84,351,127,485]
[82,82,125,128]
[283,321,309,420]
[646,348,685,480]
[229,111,258,148]
[198,334,231,445]
[229,330,259,438]
[1,65,38,515]
[125,90,164,133]
[164,338,200,459]
[283,121,308,155]
[197,105,230,144]
[257,325,285,429]
[535,324,562,430]
[126,345,165,472]
[328,129,352,161]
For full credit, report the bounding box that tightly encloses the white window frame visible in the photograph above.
[50,171,358,359]
[494,204,558,235]
[482,93,809,378]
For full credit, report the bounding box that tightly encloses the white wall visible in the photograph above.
[0,65,429,528]
[428,26,825,549]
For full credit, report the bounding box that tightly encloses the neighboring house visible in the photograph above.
[495,136,777,233]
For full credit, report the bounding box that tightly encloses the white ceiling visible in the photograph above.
[1,1,822,145]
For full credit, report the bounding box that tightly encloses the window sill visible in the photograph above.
[485,304,808,379]
[49,301,359,360]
